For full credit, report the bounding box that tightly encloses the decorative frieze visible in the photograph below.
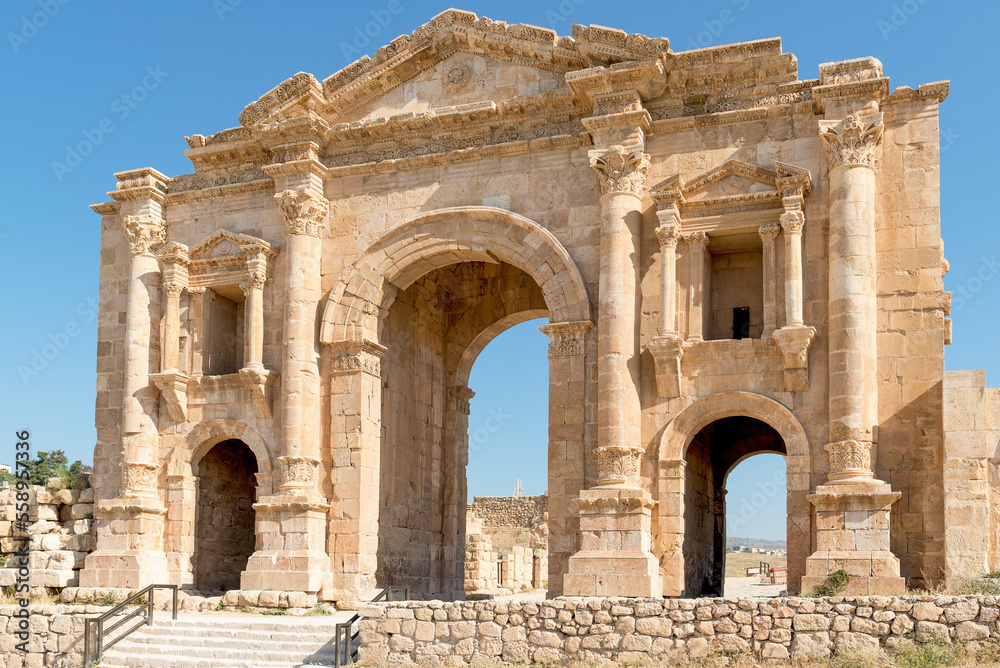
[275,189,328,237]
[123,215,166,256]
[538,321,592,358]
[590,146,650,198]
[819,113,884,170]
[328,339,388,375]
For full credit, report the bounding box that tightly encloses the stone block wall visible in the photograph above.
[357,595,1000,664]
[0,478,96,593]
[469,496,547,531]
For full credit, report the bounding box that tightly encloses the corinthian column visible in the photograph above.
[759,223,780,337]
[802,112,904,596]
[648,214,684,398]
[683,232,709,342]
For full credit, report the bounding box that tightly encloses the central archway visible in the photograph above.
[321,207,593,601]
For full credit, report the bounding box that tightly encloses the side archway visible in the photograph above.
[654,392,811,596]
[181,419,274,477]
[319,206,591,344]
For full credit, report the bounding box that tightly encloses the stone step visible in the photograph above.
[121,633,340,654]
[133,626,341,644]
[99,652,336,668]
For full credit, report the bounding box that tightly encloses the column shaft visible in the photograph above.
[759,224,779,336]
[684,233,708,342]
[782,213,806,327]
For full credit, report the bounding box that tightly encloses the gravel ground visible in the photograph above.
[724,576,787,599]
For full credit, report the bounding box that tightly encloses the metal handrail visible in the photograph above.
[334,586,410,668]
[82,584,178,667]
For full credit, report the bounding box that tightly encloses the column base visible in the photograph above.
[242,493,330,594]
[563,488,661,597]
[804,479,905,596]
[80,497,169,588]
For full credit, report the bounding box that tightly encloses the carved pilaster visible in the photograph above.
[328,339,388,376]
[589,145,650,198]
[539,321,592,358]
[275,189,328,237]
[819,113,884,170]
[824,440,875,484]
[594,445,643,488]
[655,222,680,336]
[275,455,321,493]
[123,215,166,256]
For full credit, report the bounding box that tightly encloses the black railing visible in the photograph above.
[82,584,178,667]
[334,586,410,668]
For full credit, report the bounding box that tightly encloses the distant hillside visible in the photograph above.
[727,536,786,551]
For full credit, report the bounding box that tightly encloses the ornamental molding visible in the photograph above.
[328,339,388,376]
[539,321,593,359]
[123,215,166,256]
[590,145,650,198]
[819,113,883,170]
[275,189,328,237]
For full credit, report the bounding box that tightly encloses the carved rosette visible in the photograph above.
[123,461,159,497]
[538,321,593,359]
[328,339,388,376]
[819,113,883,170]
[123,215,166,256]
[595,445,643,487]
[276,455,320,492]
[825,440,875,483]
[275,189,328,237]
[590,145,650,198]
[655,223,680,249]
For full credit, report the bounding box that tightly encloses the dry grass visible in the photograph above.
[725,551,787,579]
[0,586,60,605]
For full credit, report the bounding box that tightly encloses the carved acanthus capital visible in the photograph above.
[276,456,320,492]
[759,223,781,243]
[122,461,159,497]
[819,113,883,170]
[328,339,387,376]
[655,223,680,249]
[779,210,805,235]
[682,231,709,249]
[240,273,266,295]
[825,440,875,483]
[163,283,185,298]
[538,320,593,358]
[590,145,650,198]
[595,445,643,488]
[123,215,166,256]
[275,189,328,237]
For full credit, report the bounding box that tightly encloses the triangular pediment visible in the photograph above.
[189,229,275,261]
[651,159,812,215]
[237,9,670,128]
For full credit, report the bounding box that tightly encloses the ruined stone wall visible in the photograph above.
[358,595,1000,664]
[469,496,547,531]
[0,478,96,592]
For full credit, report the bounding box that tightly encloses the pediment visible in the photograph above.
[189,230,275,262]
[237,9,670,128]
[651,160,811,216]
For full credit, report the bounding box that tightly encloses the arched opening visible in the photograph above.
[376,260,549,599]
[193,439,258,591]
[682,417,786,596]
[724,453,787,596]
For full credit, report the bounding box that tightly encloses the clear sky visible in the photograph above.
[1,0,997,543]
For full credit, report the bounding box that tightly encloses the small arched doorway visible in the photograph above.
[683,417,786,596]
[193,439,258,591]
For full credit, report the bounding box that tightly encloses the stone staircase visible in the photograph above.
[97,613,352,668]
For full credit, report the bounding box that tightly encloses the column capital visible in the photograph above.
[819,113,883,170]
[589,145,650,199]
[122,461,159,499]
[123,215,166,256]
[539,320,592,358]
[824,440,875,484]
[759,222,781,242]
[327,338,388,375]
[779,210,805,235]
[594,445,643,488]
[275,455,321,493]
[275,188,328,237]
[682,230,709,248]
[655,223,681,248]
[447,385,476,415]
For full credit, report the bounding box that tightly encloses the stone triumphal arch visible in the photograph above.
[81,10,1000,601]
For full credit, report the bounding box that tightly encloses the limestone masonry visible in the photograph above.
[78,8,998,602]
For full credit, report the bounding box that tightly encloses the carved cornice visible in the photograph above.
[819,113,883,170]
[111,168,169,204]
[328,339,388,376]
[275,189,328,237]
[538,320,593,358]
[590,145,649,198]
[123,215,166,256]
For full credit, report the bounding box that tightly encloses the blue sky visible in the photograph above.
[1,0,996,542]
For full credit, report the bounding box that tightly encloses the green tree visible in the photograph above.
[19,450,91,486]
